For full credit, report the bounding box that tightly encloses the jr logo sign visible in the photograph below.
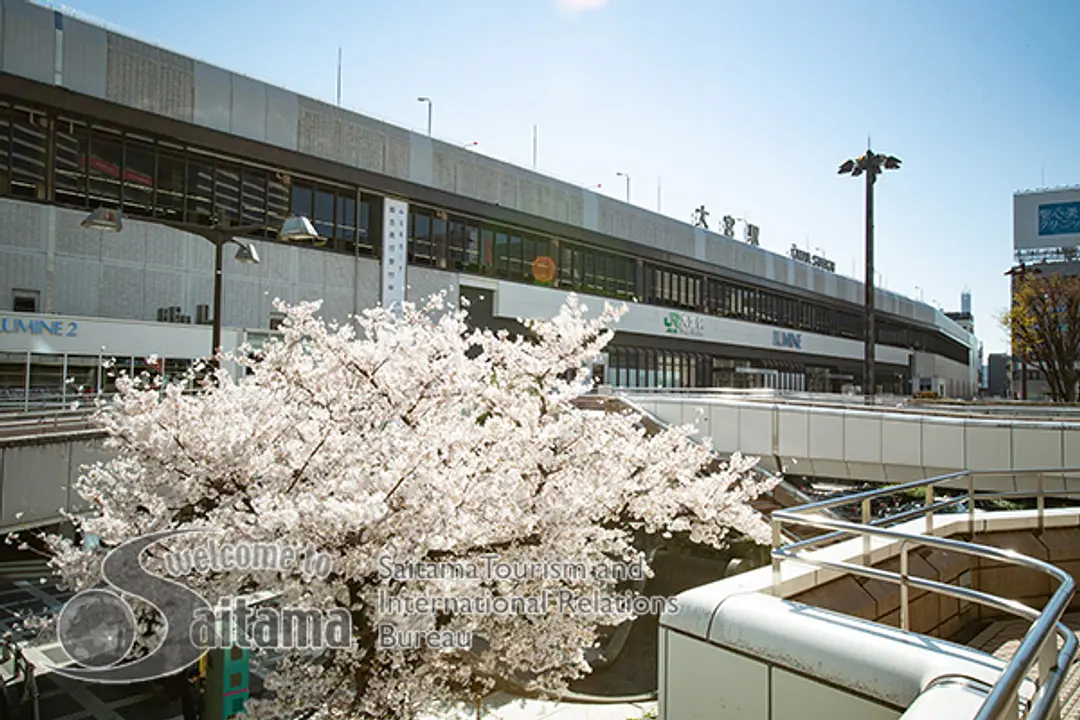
[664,312,704,337]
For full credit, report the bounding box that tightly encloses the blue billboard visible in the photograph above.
[1038,201,1080,236]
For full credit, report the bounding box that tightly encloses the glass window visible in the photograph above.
[336,192,356,246]
[187,156,214,222]
[313,187,335,246]
[358,195,376,256]
[431,215,447,268]
[291,181,313,218]
[215,164,241,221]
[603,255,617,295]
[240,168,268,228]
[480,228,494,272]
[572,247,584,289]
[494,232,508,278]
[583,251,596,291]
[123,137,155,218]
[560,245,575,288]
[410,211,432,264]
[448,218,465,270]
[465,224,481,270]
[54,117,87,208]
[87,128,122,207]
[267,173,290,229]
[155,151,184,221]
[522,236,537,281]
[507,235,523,280]
[10,108,46,200]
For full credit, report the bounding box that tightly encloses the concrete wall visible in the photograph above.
[788,526,1080,638]
[0,198,380,328]
[0,0,975,353]
[632,395,1080,481]
[0,434,107,529]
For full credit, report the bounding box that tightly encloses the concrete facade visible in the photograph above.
[0,199,383,329]
[0,0,974,351]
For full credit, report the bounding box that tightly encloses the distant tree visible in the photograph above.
[1002,270,1080,402]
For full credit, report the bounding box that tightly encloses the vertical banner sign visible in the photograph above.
[382,199,409,314]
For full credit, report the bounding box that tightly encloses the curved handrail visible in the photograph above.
[771,467,1080,720]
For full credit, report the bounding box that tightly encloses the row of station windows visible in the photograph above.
[0,98,970,366]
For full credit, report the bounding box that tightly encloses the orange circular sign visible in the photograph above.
[532,255,557,283]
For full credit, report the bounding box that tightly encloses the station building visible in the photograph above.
[0,0,978,408]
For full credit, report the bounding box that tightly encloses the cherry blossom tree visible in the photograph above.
[43,293,774,719]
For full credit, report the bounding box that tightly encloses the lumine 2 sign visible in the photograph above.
[1,316,79,337]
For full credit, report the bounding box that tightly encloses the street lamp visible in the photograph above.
[914,285,924,302]
[615,172,631,203]
[417,97,432,136]
[82,208,318,366]
[838,147,902,400]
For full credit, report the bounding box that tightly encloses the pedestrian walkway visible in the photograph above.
[970,612,1080,718]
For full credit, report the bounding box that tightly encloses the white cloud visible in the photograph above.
[556,0,608,13]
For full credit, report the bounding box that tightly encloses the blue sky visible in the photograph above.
[55,0,1080,354]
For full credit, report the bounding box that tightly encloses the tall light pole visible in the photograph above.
[417,97,432,136]
[1004,262,1041,400]
[616,171,630,203]
[81,208,318,365]
[838,148,901,400]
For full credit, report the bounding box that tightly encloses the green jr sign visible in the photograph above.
[663,311,704,337]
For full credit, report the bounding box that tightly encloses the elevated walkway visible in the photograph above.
[660,467,1080,719]
[621,389,1080,485]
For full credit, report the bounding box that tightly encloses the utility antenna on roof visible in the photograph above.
[336,47,342,106]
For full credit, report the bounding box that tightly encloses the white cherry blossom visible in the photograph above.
[42,293,774,719]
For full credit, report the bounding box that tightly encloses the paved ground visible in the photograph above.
[970,612,1080,718]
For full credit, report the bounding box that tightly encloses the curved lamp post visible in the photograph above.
[82,208,319,364]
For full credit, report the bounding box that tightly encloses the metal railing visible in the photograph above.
[770,468,1080,720]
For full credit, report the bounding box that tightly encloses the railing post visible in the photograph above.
[1039,633,1057,711]
[862,497,871,566]
[900,541,910,632]
[771,517,782,595]
[1037,472,1046,535]
[968,472,975,538]
[925,484,935,535]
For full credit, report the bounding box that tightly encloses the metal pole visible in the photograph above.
[861,497,871,565]
[625,175,630,203]
[771,517,782,594]
[864,160,876,402]
[23,350,30,411]
[1038,472,1046,534]
[212,233,224,363]
[925,485,935,535]
[427,102,432,137]
[899,541,909,631]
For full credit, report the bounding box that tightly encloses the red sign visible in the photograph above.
[532,255,556,283]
